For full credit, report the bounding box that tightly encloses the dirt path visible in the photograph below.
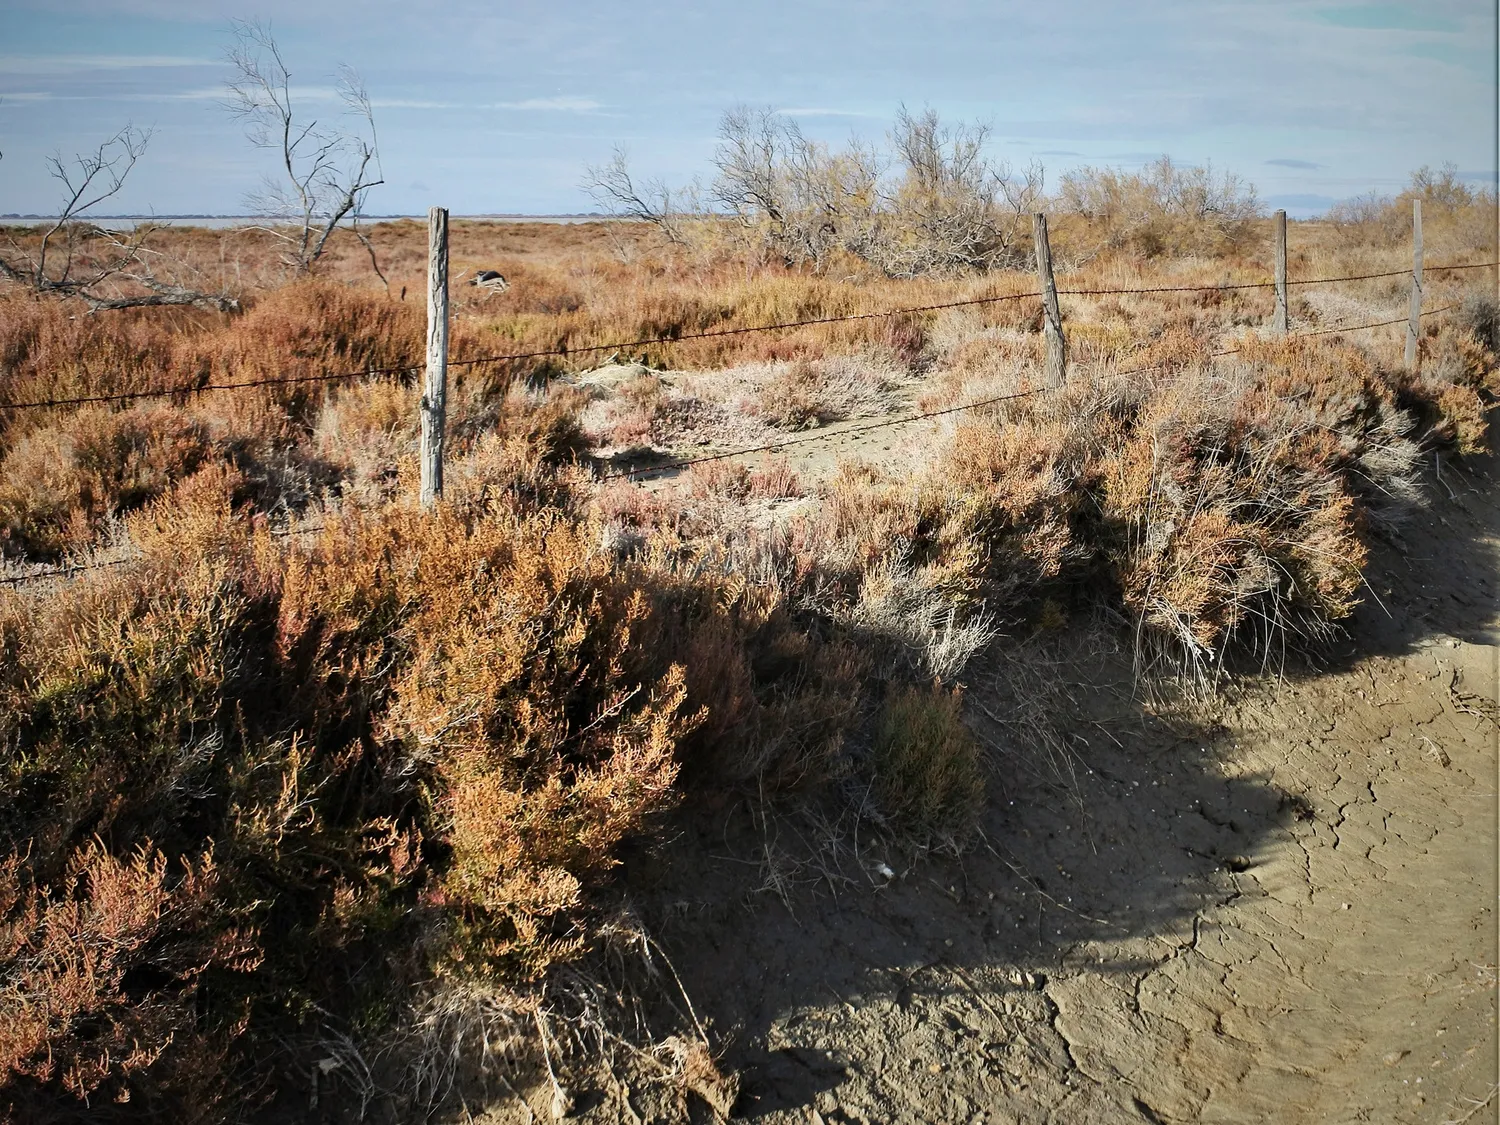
[595,448,1500,1125]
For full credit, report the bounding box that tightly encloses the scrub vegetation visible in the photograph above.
[0,152,1495,1121]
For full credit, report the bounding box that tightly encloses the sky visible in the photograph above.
[0,0,1495,219]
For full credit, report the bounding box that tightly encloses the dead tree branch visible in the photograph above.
[224,20,386,275]
[0,126,237,311]
[581,147,691,244]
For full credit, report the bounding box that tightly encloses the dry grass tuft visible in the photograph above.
[871,683,984,843]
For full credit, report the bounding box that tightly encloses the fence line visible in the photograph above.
[602,301,1460,483]
[1293,303,1453,340]
[443,261,1489,370]
[1,260,1492,414]
[0,521,329,587]
[1059,262,1491,297]
[1033,213,1067,385]
[0,298,1468,588]
[1405,199,1424,370]
[420,206,450,507]
[0,224,1481,586]
[1273,210,1290,336]
[0,363,422,412]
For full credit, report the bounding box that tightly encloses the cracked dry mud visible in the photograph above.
[494,448,1498,1125]
[631,449,1500,1125]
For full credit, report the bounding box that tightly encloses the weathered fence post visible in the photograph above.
[1405,198,1423,370]
[420,206,449,507]
[1033,212,1067,387]
[1273,209,1289,336]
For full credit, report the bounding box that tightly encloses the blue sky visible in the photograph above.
[0,0,1495,218]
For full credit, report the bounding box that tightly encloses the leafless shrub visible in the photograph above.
[845,541,998,681]
[582,147,698,246]
[391,982,529,1113]
[593,105,1043,277]
[748,457,802,499]
[1058,155,1261,256]
[382,914,734,1123]
[1327,163,1497,254]
[1327,189,1392,229]
[0,128,235,311]
[1351,402,1423,525]
[709,105,884,270]
[861,106,1044,277]
[1458,293,1500,353]
[753,359,838,429]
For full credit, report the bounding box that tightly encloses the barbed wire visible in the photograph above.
[1059,261,1491,298]
[1282,305,1454,339]
[0,520,329,587]
[0,297,1471,586]
[599,301,1461,483]
[0,363,422,412]
[1,261,1491,413]
[0,557,131,586]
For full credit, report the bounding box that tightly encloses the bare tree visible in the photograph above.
[586,105,1044,277]
[708,105,1037,276]
[870,106,1042,276]
[711,106,789,226]
[581,147,692,244]
[710,106,882,270]
[1326,190,1392,229]
[0,126,236,311]
[1058,156,1260,256]
[224,19,385,276]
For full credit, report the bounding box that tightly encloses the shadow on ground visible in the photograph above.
[1309,445,1498,662]
[621,642,1277,1119]
[612,446,1499,1122]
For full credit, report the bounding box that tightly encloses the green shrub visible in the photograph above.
[871,683,984,841]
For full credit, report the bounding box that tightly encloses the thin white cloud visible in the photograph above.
[0,55,213,75]
[494,97,602,112]
[0,84,338,104]
[260,85,341,102]
[156,87,233,101]
[370,98,463,109]
[774,107,876,117]
[367,96,603,112]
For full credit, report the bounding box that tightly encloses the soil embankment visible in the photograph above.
[605,449,1497,1125]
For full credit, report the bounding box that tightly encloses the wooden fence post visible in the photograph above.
[420,206,449,507]
[1273,209,1289,336]
[1405,198,1423,370]
[1033,212,1067,387]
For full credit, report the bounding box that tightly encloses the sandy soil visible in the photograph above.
[494,440,1497,1125]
